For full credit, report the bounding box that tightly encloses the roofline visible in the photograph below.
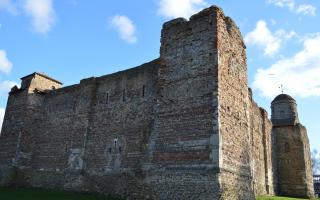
[271,93,296,104]
[20,72,63,85]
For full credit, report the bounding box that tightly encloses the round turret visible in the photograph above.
[271,94,299,126]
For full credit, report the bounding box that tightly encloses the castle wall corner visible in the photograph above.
[215,6,257,200]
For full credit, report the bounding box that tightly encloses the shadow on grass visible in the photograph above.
[0,187,115,200]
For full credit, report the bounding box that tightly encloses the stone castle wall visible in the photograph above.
[0,5,314,200]
[249,95,274,196]
[273,125,314,197]
[4,60,160,199]
[216,9,254,199]
[147,7,221,199]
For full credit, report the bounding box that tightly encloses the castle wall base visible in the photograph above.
[0,166,16,186]
[7,168,222,200]
[219,170,255,200]
[7,168,257,200]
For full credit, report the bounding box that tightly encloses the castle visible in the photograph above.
[0,6,314,200]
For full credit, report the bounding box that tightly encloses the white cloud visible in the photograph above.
[110,15,137,44]
[267,0,295,10]
[0,0,18,14]
[24,0,56,34]
[296,4,316,16]
[0,80,17,95]
[253,34,320,98]
[0,107,5,132]
[244,20,296,57]
[267,0,316,16]
[0,50,13,74]
[157,0,207,19]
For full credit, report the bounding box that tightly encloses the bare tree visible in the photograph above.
[312,149,320,175]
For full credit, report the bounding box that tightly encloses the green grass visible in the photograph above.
[0,187,114,200]
[257,196,319,200]
[1,188,318,200]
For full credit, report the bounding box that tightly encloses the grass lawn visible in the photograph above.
[257,196,319,200]
[1,188,318,200]
[0,187,114,200]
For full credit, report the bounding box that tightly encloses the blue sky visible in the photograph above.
[0,0,319,156]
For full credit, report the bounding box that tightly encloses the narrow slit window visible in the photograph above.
[284,142,290,153]
[106,92,109,104]
[142,85,145,97]
[122,89,126,102]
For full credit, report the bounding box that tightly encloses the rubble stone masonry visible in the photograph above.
[0,5,314,200]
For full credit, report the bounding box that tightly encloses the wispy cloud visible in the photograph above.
[244,20,296,57]
[253,34,320,98]
[110,15,137,44]
[267,0,295,10]
[296,4,316,16]
[0,0,18,15]
[0,50,13,74]
[267,0,317,16]
[157,0,207,19]
[0,80,17,94]
[24,0,56,34]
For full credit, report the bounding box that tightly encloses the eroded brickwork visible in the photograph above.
[273,125,314,198]
[215,9,254,199]
[271,95,314,198]
[0,5,314,200]
[249,91,274,196]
